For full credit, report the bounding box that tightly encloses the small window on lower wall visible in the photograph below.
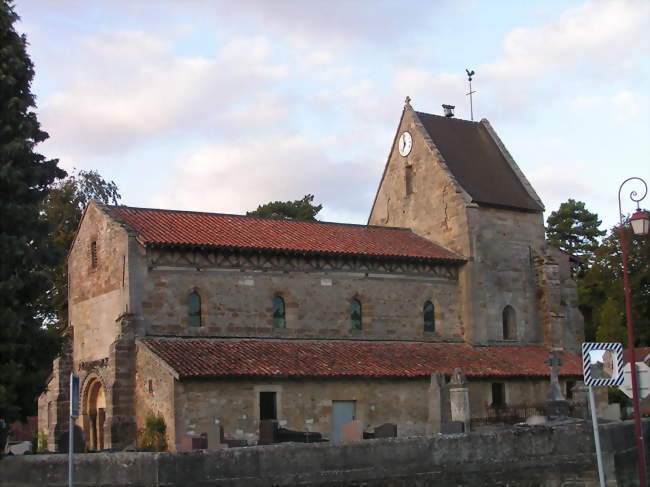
[260,391,277,420]
[491,383,506,407]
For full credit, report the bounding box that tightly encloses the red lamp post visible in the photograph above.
[618,176,649,487]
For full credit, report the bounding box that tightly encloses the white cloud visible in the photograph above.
[610,90,643,122]
[484,0,649,82]
[37,31,289,159]
[150,136,374,221]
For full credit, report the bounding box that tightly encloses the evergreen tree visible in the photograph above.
[247,194,323,221]
[546,199,605,272]
[0,1,66,421]
[40,170,121,334]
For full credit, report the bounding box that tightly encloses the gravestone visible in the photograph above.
[426,372,446,434]
[259,420,278,445]
[545,351,569,418]
[374,423,397,438]
[441,421,465,434]
[340,420,363,442]
[448,368,471,433]
[57,425,86,453]
[180,433,207,451]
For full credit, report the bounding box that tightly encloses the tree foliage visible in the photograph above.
[0,2,66,421]
[41,170,121,334]
[546,199,605,272]
[247,194,322,221]
[579,225,650,345]
[546,199,649,346]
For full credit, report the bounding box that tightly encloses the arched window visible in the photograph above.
[423,301,435,332]
[350,298,362,330]
[502,305,516,340]
[188,291,201,327]
[273,296,285,329]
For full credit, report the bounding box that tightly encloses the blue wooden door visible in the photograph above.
[331,401,355,442]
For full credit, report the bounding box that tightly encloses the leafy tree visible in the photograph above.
[41,170,121,334]
[579,225,649,345]
[546,199,605,272]
[0,2,66,421]
[247,194,322,221]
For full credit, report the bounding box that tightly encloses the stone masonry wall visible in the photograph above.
[367,106,563,348]
[3,420,649,486]
[173,377,430,450]
[140,267,463,342]
[69,202,130,364]
[36,342,72,452]
[468,206,546,345]
[134,341,176,449]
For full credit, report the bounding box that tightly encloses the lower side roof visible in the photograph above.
[139,337,582,380]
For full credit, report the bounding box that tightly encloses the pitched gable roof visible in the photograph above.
[103,205,464,262]
[415,112,543,212]
[140,337,583,379]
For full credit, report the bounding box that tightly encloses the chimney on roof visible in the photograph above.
[442,104,455,118]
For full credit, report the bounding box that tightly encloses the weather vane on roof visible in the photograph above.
[466,69,476,121]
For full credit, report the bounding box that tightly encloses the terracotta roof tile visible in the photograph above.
[103,205,464,262]
[624,347,650,364]
[140,338,583,379]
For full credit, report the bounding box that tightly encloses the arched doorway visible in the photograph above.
[84,378,107,451]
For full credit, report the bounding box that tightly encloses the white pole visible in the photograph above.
[588,386,606,487]
[68,373,74,487]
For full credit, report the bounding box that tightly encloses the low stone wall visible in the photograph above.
[2,420,649,487]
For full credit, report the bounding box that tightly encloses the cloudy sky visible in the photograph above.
[16,0,650,229]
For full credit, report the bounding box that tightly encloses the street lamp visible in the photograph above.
[617,176,648,487]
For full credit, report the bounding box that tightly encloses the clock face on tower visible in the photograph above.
[399,131,412,157]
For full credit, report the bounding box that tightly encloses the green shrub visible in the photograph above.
[36,431,48,452]
[137,413,167,451]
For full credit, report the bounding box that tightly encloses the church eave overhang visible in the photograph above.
[142,241,467,267]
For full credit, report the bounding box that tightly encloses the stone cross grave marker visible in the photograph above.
[545,351,566,401]
[545,350,569,418]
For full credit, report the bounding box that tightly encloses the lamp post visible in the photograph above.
[617,176,649,487]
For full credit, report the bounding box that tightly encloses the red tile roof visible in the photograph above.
[102,205,463,262]
[624,347,650,364]
[140,338,583,379]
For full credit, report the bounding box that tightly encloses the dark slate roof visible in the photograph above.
[416,112,543,212]
[104,205,464,263]
[140,337,583,379]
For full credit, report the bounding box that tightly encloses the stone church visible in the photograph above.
[38,99,584,452]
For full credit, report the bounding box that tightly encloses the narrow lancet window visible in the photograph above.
[502,305,516,340]
[90,241,98,269]
[423,301,435,332]
[405,165,413,196]
[188,291,201,327]
[273,296,285,329]
[350,298,362,330]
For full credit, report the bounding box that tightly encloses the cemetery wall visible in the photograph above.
[2,419,648,487]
